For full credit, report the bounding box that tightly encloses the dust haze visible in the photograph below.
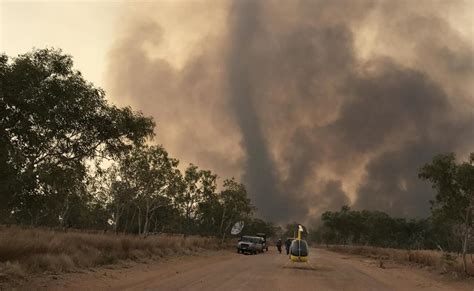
[106,0,474,223]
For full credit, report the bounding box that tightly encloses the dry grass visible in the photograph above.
[0,226,222,281]
[326,245,474,277]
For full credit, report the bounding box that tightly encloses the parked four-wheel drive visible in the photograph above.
[236,236,264,254]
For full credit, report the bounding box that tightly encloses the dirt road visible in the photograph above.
[23,249,472,290]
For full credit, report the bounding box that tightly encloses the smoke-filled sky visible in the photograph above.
[3,0,474,223]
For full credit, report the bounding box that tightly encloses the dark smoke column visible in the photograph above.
[226,1,286,221]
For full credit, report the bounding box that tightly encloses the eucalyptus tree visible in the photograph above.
[0,48,154,225]
[419,152,474,274]
[115,145,179,236]
[175,164,217,236]
[218,178,253,241]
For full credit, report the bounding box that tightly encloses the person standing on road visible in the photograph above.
[276,239,282,253]
[284,238,292,255]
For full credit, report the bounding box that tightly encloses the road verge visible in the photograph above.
[0,226,225,286]
[323,245,473,278]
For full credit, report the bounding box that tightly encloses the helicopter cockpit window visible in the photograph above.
[290,240,309,257]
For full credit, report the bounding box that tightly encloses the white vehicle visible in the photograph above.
[236,236,264,254]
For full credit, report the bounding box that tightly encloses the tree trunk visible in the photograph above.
[114,204,121,234]
[221,230,227,244]
[153,216,158,233]
[221,221,233,244]
[143,201,150,237]
[462,206,472,275]
[60,194,70,230]
[137,207,142,235]
[219,206,226,235]
[461,223,471,275]
[143,216,149,237]
[184,206,191,238]
[462,227,468,274]
[125,207,135,234]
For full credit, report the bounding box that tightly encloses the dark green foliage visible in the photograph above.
[244,218,279,238]
[94,151,256,237]
[315,206,458,251]
[0,48,265,239]
[3,48,469,255]
[419,152,473,274]
[0,48,154,226]
[314,152,473,266]
[217,178,254,239]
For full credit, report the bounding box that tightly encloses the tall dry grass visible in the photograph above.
[326,245,474,277]
[0,226,222,281]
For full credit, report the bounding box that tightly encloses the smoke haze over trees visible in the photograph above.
[310,152,473,274]
[1,1,473,278]
[106,0,474,223]
[0,41,471,271]
[0,49,273,237]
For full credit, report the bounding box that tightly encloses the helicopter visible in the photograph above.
[289,224,309,263]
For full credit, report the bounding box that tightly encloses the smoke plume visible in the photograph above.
[107,0,474,223]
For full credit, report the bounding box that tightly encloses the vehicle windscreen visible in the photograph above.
[256,234,266,240]
[290,240,309,256]
[241,236,258,243]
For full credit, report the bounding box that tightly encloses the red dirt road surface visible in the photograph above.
[22,249,472,290]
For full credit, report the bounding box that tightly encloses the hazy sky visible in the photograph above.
[2,0,473,223]
[1,0,125,87]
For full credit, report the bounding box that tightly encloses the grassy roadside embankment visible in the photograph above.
[0,226,224,284]
[324,245,473,277]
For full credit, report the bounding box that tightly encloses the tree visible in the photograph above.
[318,207,433,249]
[245,218,278,238]
[218,178,253,242]
[419,152,474,274]
[175,164,217,236]
[196,188,221,236]
[321,206,353,245]
[0,48,154,225]
[101,166,132,233]
[0,48,283,236]
[113,145,179,236]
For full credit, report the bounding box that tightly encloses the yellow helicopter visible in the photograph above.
[289,224,309,263]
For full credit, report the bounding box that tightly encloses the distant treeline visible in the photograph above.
[311,206,457,250]
[311,152,473,274]
[0,48,276,238]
